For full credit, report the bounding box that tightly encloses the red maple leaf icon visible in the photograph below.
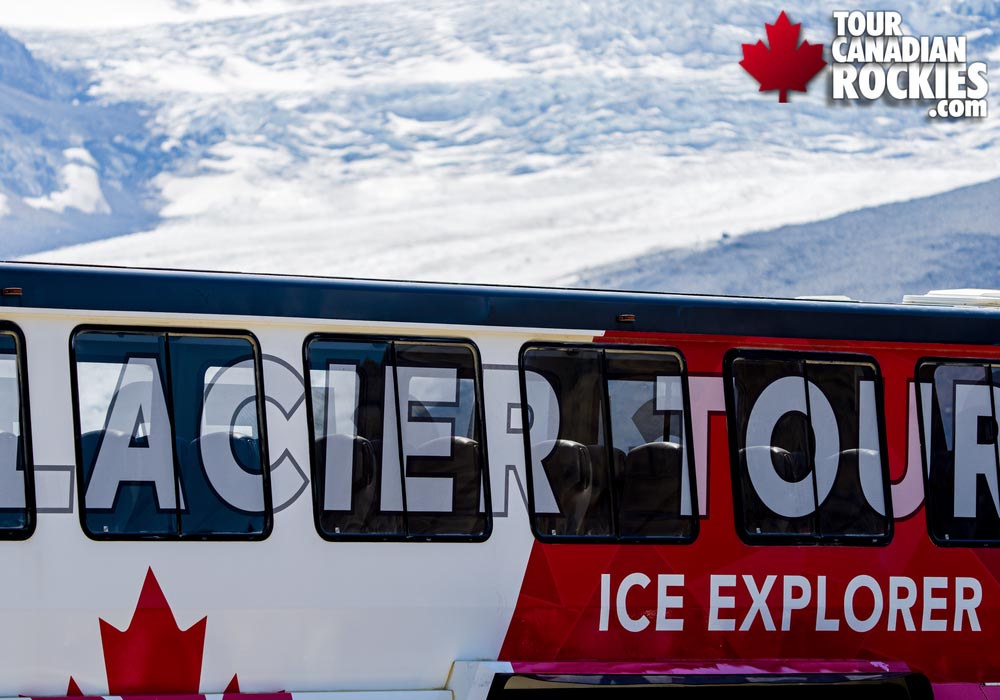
[64,568,295,699]
[99,568,207,695]
[740,11,827,103]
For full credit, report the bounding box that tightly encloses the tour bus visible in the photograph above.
[0,262,999,700]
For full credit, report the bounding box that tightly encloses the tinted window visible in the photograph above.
[171,336,267,536]
[0,331,33,536]
[917,360,1000,544]
[607,351,694,539]
[726,352,890,544]
[521,345,696,541]
[73,330,268,539]
[306,337,488,540]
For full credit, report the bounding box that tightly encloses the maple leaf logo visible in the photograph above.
[66,569,294,699]
[100,568,207,695]
[740,11,827,103]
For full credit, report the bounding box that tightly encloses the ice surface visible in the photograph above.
[577,177,1000,303]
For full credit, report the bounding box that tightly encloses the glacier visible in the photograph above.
[0,0,997,299]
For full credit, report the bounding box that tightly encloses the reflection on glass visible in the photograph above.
[74,331,267,538]
[0,333,29,531]
[307,339,487,539]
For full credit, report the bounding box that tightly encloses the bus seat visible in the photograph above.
[191,431,262,474]
[79,429,152,531]
[839,447,879,461]
[739,446,816,534]
[404,434,481,513]
[585,442,617,519]
[316,434,378,528]
[620,441,683,531]
[741,445,811,481]
[184,433,262,534]
[609,446,626,484]
[79,429,118,472]
[447,435,481,513]
[583,444,623,491]
[822,448,886,530]
[545,439,594,535]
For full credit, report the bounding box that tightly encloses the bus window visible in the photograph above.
[0,330,33,537]
[520,344,696,542]
[72,330,269,540]
[522,346,611,538]
[306,336,489,541]
[726,352,890,545]
[170,336,268,537]
[917,360,1000,545]
[606,351,694,539]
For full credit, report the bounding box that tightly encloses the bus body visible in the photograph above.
[0,262,996,699]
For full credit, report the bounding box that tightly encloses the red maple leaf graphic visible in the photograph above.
[63,569,294,699]
[99,568,207,695]
[740,11,827,103]
[66,677,83,696]
[224,674,242,696]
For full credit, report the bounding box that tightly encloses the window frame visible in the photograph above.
[0,322,36,541]
[723,348,893,547]
[519,341,699,545]
[915,355,1000,548]
[69,324,272,542]
[302,333,492,543]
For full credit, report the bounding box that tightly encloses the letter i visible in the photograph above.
[599,574,611,631]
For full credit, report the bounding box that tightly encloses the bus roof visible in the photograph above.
[1,261,998,345]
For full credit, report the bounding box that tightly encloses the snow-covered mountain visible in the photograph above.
[0,28,167,256]
[1,0,999,295]
[578,176,1000,302]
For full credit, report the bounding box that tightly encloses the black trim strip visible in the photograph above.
[5,262,1000,345]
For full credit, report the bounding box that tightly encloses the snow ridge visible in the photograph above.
[576,177,1000,303]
